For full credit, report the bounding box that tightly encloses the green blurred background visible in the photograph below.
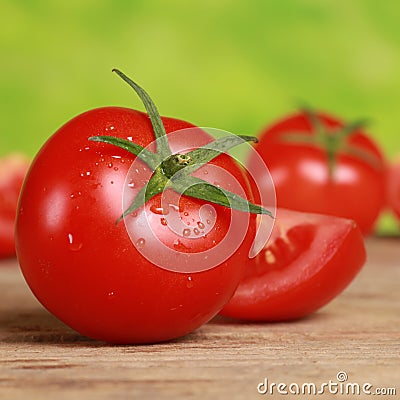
[1,0,399,232]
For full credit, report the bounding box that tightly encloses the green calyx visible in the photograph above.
[281,108,381,178]
[89,69,272,222]
[161,153,192,178]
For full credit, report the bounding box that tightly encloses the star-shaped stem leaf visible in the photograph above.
[92,69,273,222]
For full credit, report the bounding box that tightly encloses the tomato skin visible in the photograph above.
[248,112,386,235]
[15,107,256,344]
[387,158,400,220]
[220,208,366,321]
[0,154,30,258]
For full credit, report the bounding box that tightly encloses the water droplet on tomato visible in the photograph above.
[70,191,82,199]
[173,239,189,251]
[182,228,191,237]
[127,180,135,188]
[114,167,118,171]
[80,171,91,177]
[184,212,189,216]
[193,228,200,235]
[150,205,168,215]
[206,219,211,225]
[186,276,194,289]
[203,170,208,175]
[197,221,205,229]
[136,238,146,249]
[150,205,162,215]
[169,204,180,212]
[107,291,116,298]
[107,162,113,168]
[160,218,168,226]
[67,233,83,251]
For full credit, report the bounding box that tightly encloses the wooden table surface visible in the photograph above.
[0,238,399,399]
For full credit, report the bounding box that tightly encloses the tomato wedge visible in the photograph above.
[220,208,366,321]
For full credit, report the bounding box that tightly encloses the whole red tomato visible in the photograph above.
[387,157,400,221]
[248,111,386,234]
[15,71,264,344]
[220,208,366,321]
[0,154,29,258]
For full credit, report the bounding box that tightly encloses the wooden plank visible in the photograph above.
[0,238,399,399]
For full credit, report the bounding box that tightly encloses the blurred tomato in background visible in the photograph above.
[387,157,400,222]
[248,110,386,235]
[0,154,29,258]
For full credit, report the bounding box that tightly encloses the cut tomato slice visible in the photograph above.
[220,208,366,321]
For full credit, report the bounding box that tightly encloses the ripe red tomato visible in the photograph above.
[16,107,257,344]
[248,111,386,234]
[0,154,30,258]
[220,208,366,321]
[387,157,400,221]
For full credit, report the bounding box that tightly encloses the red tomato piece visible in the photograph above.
[0,154,30,258]
[15,107,257,344]
[248,111,386,235]
[220,208,366,321]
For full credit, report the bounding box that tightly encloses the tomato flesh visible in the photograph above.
[220,208,366,321]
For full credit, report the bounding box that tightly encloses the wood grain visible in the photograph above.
[0,238,399,399]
